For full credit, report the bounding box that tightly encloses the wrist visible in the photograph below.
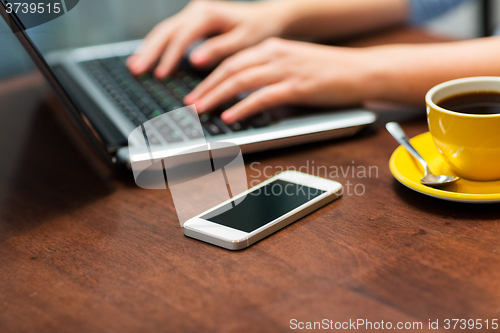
[260,0,305,37]
[357,46,402,103]
[341,48,389,104]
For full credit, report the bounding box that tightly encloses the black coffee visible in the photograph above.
[438,92,500,115]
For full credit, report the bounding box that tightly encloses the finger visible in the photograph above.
[196,65,282,113]
[154,17,218,78]
[126,54,138,67]
[190,28,249,68]
[221,82,293,124]
[128,20,178,75]
[185,47,271,103]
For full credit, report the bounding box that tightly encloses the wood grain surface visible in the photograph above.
[1,28,499,333]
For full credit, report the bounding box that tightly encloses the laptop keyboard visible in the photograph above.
[80,56,257,144]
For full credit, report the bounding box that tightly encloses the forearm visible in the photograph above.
[268,0,409,40]
[363,37,500,105]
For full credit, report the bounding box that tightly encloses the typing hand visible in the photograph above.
[185,38,373,124]
[127,0,287,79]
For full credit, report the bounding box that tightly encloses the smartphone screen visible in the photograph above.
[202,179,325,233]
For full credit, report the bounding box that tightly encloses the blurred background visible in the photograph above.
[0,0,188,78]
[0,0,498,80]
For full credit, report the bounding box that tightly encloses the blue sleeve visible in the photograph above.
[409,0,471,25]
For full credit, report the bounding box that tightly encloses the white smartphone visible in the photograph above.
[183,171,342,250]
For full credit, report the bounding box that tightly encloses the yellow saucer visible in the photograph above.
[389,132,500,203]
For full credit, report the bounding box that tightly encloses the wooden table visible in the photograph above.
[1,29,499,333]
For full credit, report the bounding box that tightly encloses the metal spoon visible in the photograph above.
[385,122,460,187]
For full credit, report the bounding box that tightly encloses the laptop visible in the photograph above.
[0,2,376,170]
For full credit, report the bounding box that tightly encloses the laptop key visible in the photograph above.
[228,121,250,132]
[147,133,161,146]
[164,132,183,144]
[248,113,272,128]
[199,113,211,123]
[157,123,172,136]
[199,113,229,136]
[184,126,204,140]
[150,110,163,118]
[203,120,227,136]
[208,123,222,135]
[160,126,181,143]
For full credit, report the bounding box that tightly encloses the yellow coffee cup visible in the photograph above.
[426,76,500,181]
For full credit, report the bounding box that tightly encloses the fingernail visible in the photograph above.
[155,67,167,78]
[188,89,201,100]
[221,112,234,124]
[184,94,193,104]
[126,55,136,67]
[194,100,204,112]
[129,65,140,75]
[131,59,147,74]
[191,51,208,65]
